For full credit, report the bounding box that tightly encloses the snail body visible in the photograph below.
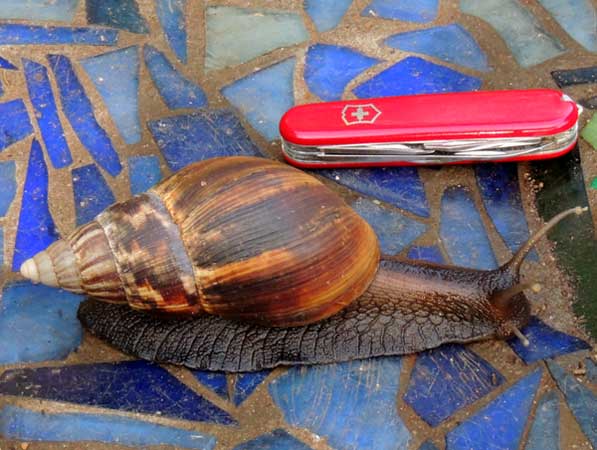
[20,156,584,372]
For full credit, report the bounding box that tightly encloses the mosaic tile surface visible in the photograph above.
[0,1,596,449]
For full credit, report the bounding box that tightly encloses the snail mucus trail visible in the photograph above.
[19,156,586,372]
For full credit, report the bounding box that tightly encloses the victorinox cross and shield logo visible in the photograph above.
[341,103,382,125]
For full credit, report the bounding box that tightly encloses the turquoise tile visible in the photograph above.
[305,0,352,31]
[0,160,16,217]
[362,0,438,22]
[525,390,560,450]
[0,0,79,22]
[155,0,188,63]
[86,0,148,34]
[537,0,596,52]
[205,6,307,71]
[128,155,162,195]
[0,24,118,45]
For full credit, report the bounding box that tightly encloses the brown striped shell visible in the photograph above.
[20,156,380,327]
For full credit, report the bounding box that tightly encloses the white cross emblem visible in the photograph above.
[341,104,381,125]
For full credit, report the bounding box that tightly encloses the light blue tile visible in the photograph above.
[305,44,380,101]
[0,282,84,364]
[362,0,438,22]
[0,405,216,450]
[156,0,188,63]
[525,390,560,450]
[446,369,542,450]
[72,164,116,226]
[0,160,16,217]
[537,0,596,52]
[0,0,79,22]
[587,358,597,384]
[0,24,118,46]
[460,0,565,67]
[419,442,440,450]
[270,357,411,450]
[222,58,295,141]
[128,155,162,195]
[0,99,33,152]
[305,0,352,32]
[385,24,490,72]
[205,6,307,71]
[407,246,444,264]
[234,430,311,450]
[81,46,141,145]
[144,45,207,110]
[0,226,3,267]
[86,0,148,34]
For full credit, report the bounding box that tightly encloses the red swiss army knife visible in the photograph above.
[279,89,581,168]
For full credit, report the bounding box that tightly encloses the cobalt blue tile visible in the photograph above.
[12,139,58,271]
[86,0,149,34]
[0,0,79,21]
[305,0,352,32]
[0,360,236,424]
[0,405,216,450]
[407,246,444,264]
[81,46,141,145]
[128,155,162,195]
[547,360,596,447]
[0,56,17,70]
[0,24,118,46]
[525,390,560,450]
[384,24,490,72]
[0,281,84,364]
[352,197,427,255]
[361,0,438,22]
[22,59,72,169]
[156,0,188,63]
[192,371,228,400]
[440,186,498,270]
[404,345,505,427]
[0,160,16,217]
[0,99,33,152]
[587,358,597,384]
[353,56,482,98]
[233,371,270,406]
[320,166,429,217]
[537,0,596,52]
[72,164,116,226]
[508,317,590,363]
[148,109,261,171]
[551,66,597,87]
[270,357,411,450]
[234,429,311,450]
[305,44,380,101]
[475,163,536,260]
[221,58,295,141]
[48,54,122,177]
[446,369,542,450]
[419,442,440,450]
[144,45,207,110]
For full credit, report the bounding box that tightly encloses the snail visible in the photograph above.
[20,156,585,372]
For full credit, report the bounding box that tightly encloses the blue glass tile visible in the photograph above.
[128,155,162,195]
[361,0,438,22]
[305,44,380,101]
[192,371,228,400]
[22,59,72,169]
[0,282,84,364]
[72,164,116,226]
[148,109,261,171]
[205,7,307,71]
[460,0,565,67]
[234,429,311,450]
[319,166,429,217]
[475,163,536,260]
[547,361,596,447]
[86,0,149,34]
[404,345,505,427]
[446,369,542,450]
[233,371,270,406]
[221,58,295,141]
[537,0,596,52]
[156,0,187,63]
[384,24,490,72]
[0,99,33,152]
[12,139,58,271]
[0,0,79,21]
[0,160,16,217]
[587,358,597,384]
[305,0,352,32]
[0,24,118,46]
[352,197,427,255]
[407,246,444,264]
[419,442,440,450]
[525,390,560,450]
[270,357,411,450]
[144,45,207,110]
[353,56,482,98]
[0,360,236,424]
[440,186,498,270]
[508,317,590,363]
[0,405,216,450]
[81,46,141,145]
[48,54,122,177]
[0,56,17,70]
